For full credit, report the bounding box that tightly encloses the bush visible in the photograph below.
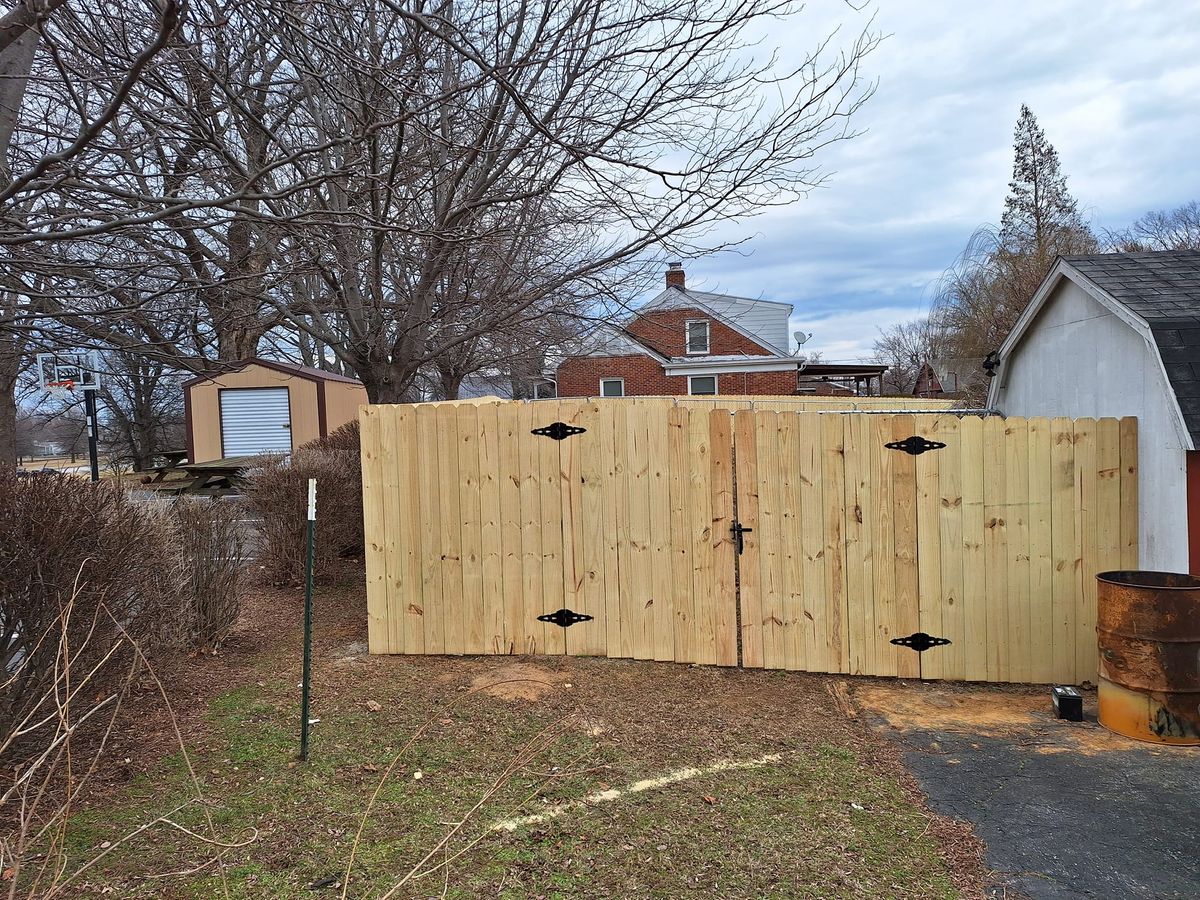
[173,497,246,649]
[0,471,178,756]
[243,421,363,585]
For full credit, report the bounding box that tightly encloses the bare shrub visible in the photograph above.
[0,471,177,758]
[0,580,255,898]
[242,422,363,585]
[172,498,245,650]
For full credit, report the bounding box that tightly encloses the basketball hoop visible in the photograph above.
[36,350,100,395]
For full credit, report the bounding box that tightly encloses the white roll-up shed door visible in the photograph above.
[220,387,292,457]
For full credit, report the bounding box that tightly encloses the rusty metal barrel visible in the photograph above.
[1096,571,1200,745]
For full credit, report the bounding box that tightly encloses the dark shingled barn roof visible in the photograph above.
[1062,250,1200,442]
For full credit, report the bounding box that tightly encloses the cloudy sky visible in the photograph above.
[672,0,1200,360]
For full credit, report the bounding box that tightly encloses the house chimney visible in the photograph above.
[666,261,685,289]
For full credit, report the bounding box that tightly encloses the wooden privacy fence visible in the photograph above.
[361,399,1137,684]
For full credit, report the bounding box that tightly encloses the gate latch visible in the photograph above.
[730,521,753,555]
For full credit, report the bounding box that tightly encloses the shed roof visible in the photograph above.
[1060,251,1200,320]
[1062,252,1200,443]
[183,358,364,388]
[993,250,1200,447]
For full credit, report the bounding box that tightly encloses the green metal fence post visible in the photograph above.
[300,478,316,761]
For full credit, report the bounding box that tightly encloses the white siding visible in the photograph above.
[992,279,1187,570]
[637,288,792,355]
[697,294,791,354]
[220,387,292,457]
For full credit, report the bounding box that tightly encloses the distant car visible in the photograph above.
[15,467,63,478]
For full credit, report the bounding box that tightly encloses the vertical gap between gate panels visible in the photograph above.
[730,420,744,669]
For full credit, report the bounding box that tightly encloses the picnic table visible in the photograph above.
[138,454,260,496]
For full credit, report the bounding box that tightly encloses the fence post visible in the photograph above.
[299,478,316,761]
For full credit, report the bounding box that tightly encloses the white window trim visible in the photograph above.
[687,374,718,396]
[600,377,625,397]
[685,319,710,355]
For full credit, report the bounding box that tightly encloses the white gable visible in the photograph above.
[555,324,668,361]
[638,287,792,356]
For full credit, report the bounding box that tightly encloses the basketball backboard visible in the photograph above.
[36,350,101,395]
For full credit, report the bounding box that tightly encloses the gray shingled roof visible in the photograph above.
[1062,251,1200,442]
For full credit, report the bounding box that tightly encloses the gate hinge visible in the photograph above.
[890,632,951,652]
[730,521,753,555]
[885,435,946,455]
[531,421,586,441]
[538,608,594,628]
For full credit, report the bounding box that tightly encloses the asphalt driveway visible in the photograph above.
[854,681,1200,899]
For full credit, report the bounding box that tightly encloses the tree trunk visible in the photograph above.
[438,371,463,401]
[0,373,16,470]
[0,332,19,469]
[216,326,266,361]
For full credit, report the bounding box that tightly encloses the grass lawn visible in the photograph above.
[46,582,986,898]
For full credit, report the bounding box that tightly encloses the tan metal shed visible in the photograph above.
[183,359,368,463]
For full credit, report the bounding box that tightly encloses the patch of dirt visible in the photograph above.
[468,662,569,701]
[853,681,1139,756]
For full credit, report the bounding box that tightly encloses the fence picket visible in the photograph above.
[497,403,525,655]
[709,410,738,666]
[1027,417,1053,684]
[822,413,850,673]
[890,414,920,679]
[914,414,944,681]
[1004,417,1030,683]
[360,408,390,653]
[1073,418,1098,683]
[394,406,424,655]
[733,410,763,668]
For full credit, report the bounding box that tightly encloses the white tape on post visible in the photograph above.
[307,478,317,521]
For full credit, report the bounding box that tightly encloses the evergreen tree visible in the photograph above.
[998,105,1094,258]
[927,107,1097,385]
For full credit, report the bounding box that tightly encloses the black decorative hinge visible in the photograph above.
[538,608,594,628]
[885,435,946,455]
[730,521,753,555]
[890,632,951,652]
[531,421,586,441]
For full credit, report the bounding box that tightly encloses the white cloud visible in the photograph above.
[790,305,927,361]
[653,0,1200,359]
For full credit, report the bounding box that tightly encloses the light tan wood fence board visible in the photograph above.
[496,403,525,656]
[360,408,389,653]
[1027,417,1053,685]
[958,415,988,681]
[363,402,1136,684]
[914,415,945,681]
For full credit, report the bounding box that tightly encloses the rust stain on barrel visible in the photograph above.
[1096,570,1200,745]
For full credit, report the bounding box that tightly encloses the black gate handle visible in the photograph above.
[731,522,753,555]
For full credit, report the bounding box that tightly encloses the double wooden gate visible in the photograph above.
[361,399,1137,684]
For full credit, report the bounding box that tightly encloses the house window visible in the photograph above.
[685,320,710,354]
[600,378,625,397]
[688,375,718,395]
[533,381,557,399]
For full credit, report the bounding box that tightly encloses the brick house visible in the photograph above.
[555,263,804,397]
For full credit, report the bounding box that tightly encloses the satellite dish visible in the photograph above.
[794,331,812,353]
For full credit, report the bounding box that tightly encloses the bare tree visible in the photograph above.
[0,0,184,467]
[1105,200,1200,252]
[255,0,880,402]
[99,350,185,470]
[873,316,947,395]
